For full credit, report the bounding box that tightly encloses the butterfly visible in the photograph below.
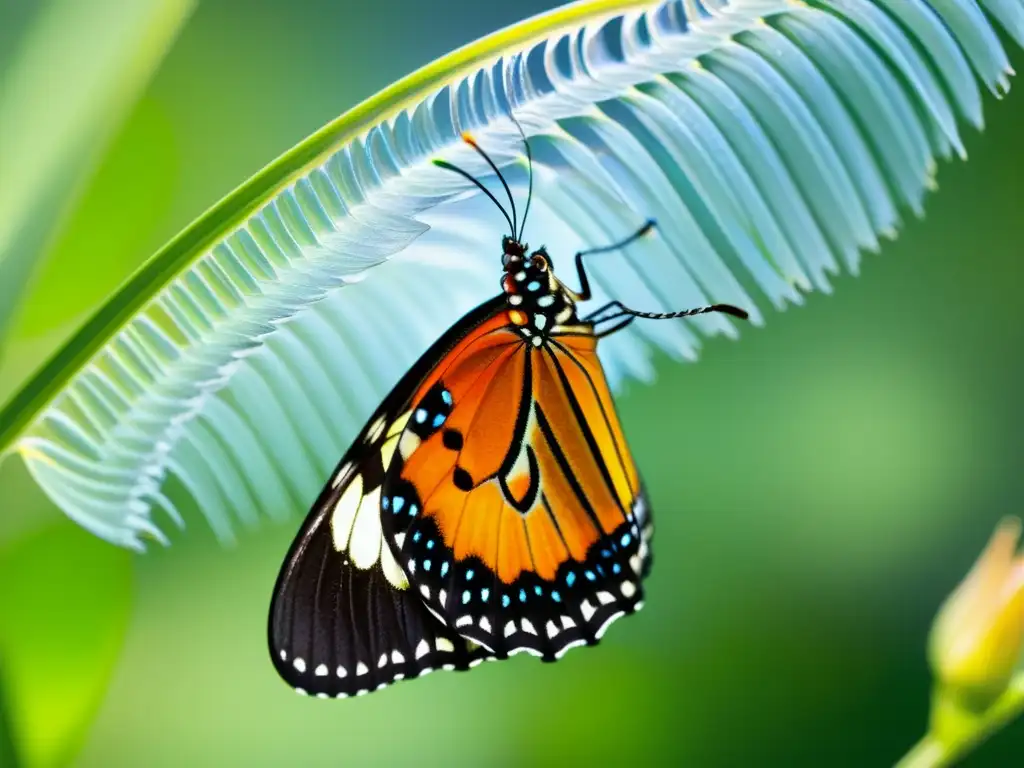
[268,127,748,698]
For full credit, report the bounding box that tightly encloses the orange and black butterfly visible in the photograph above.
[268,129,747,698]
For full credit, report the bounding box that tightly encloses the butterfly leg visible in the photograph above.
[581,300,626,324]
[593,316,635,338]
[572,220,656,301]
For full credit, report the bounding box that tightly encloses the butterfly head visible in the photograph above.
[500,240,577,346]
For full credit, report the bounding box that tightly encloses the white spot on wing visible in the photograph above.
[314,664,328,677]
[546,620,559,639]
[561,615,576,630]
[380,434,399,469]
[521,619,537,635]
[399,431,421,460]
[504,620,516,638]
[330,473,363,551]
[415,639,430,659]
[621,581,637,598]
[331,462,352,489]
[420,584,431,599]
[336,666,347,678]
[292,657,306,673]
[581,600,596,621]
[348,487,383,569]
[387,411,411,437]
[367,417,386,442]
[479,617,491,633]
[380,540,409,590]
[456,615,472,628]
[597,591,615,605]
[378,653,388,668]
[356,661,369,676]
[436,637,455,653]
[392,650,405,664]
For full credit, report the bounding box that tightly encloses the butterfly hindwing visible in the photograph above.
[268,298,507,696]
[380,316,654,660]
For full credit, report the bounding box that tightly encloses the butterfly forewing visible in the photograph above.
[267,298,507,696]
[380,316,655,660]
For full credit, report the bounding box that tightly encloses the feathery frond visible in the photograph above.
[1,0,1021,549]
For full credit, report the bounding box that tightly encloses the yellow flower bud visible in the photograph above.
[929,517,1024,712]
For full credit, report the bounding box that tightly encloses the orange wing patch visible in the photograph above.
[381,319,652,660]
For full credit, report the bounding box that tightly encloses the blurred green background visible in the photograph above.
[1,1,1023,766]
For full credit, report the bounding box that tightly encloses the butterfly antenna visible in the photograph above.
[459,132,518,237]
[619,303,749,321]
[433,158,516,236]
[509,115,533,242]
[586,300,748,333]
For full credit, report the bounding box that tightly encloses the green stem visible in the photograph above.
[895,737,944,768]
[896,675,1024,768]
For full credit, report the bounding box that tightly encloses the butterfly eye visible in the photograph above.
[531,254,548,272]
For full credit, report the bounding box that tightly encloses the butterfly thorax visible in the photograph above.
[500,237,578,347]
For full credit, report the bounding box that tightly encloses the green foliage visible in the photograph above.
[0,0,194,360]
[0,523,132,768]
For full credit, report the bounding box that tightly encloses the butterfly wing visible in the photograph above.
[380,319,653,660]
[268,296,506,697]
